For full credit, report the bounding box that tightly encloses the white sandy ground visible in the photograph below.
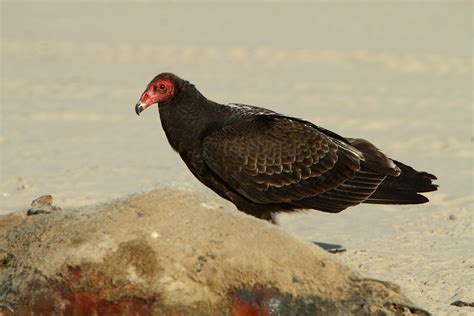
[1,2,473,315]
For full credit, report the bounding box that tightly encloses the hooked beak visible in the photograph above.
[135,102,145,116]
[135,99,156,116]
[135,92,156,116]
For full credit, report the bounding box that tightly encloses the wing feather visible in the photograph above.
[202,116,366,205]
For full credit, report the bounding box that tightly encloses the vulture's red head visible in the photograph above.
[135,73,183,115]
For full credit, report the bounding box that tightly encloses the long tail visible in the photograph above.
[364,160,438,204]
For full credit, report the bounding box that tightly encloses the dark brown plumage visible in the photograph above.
[135,73,437,222]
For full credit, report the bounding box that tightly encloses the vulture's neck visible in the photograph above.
[158,85,222,153]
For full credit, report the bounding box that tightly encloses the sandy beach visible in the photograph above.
[1,1,473,315]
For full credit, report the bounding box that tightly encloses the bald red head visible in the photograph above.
[135,75,177,115]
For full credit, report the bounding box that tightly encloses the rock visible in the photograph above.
[27,194,61,216]
[0,188,430,315]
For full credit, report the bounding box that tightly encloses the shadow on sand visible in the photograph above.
[313,241,346,253]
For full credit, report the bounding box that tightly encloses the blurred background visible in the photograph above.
[1,2,473,313]
[1,1,472,212]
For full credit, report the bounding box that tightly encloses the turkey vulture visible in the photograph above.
[135,73,437,222]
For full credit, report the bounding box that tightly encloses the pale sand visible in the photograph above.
[1,2,472,315]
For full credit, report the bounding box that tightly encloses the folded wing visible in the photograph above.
[202,116,399,212]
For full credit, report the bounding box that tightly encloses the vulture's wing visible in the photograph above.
[202,115,383,209]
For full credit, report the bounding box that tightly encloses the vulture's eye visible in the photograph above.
[160,84,166,90]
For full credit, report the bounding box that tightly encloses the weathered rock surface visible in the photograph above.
[0,188,429,315]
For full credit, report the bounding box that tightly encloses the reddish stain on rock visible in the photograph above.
[68,266,82,284]
[64,292,153,316]
[230,285,284,316]
[13,264,157,316]
[26,288,155,316]
[231,299,260,316]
